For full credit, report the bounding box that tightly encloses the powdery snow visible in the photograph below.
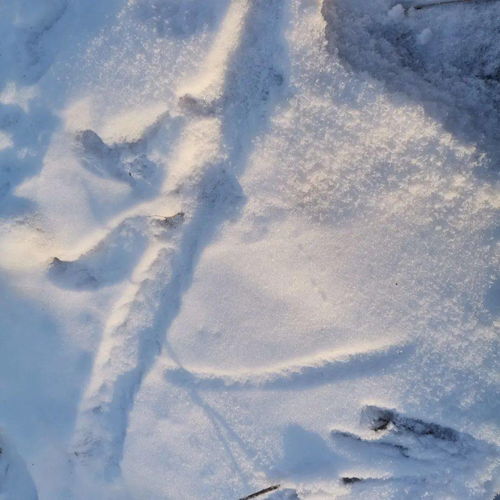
[0,0,498,499]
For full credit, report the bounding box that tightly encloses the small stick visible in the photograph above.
[413,0,475,9]
[239,484,281,500]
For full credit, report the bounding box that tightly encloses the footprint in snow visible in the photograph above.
[74,111,172,196]
[48,214,184,290]
[332,405,499,497]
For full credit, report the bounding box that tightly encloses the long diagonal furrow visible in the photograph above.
[164,342,411,390]
[71,0,289,480]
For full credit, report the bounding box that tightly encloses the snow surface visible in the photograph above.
[0,0,498,498]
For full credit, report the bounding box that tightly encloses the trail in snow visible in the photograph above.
[0,0,498,498]
[71,0,289,480]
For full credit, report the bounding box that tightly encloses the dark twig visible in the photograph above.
[239,484,281,500]
[342,477,362,484]
[412,0,494,9]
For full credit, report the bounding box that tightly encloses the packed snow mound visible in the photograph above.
[0,0,498,499]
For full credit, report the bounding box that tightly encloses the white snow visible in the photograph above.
[416,27,432,45]
[388,4,405,20]
[0,0,498,499]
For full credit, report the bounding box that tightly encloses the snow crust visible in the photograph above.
[0,0,498,498]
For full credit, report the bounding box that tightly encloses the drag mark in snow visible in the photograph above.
[71,0,289,479]
[72,243,183,474]
[164,342,411,390]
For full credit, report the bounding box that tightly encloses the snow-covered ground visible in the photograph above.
[0,0,498,498]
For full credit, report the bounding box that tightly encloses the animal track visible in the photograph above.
[71,0,289,482]
[76,129,159,192]
[75,111,173,195]
[48,215,183,290]
[331,405,499,497]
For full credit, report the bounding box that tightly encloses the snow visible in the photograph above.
[416,28,432,45]
[388,4,405,20]
[0,0,498,499]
